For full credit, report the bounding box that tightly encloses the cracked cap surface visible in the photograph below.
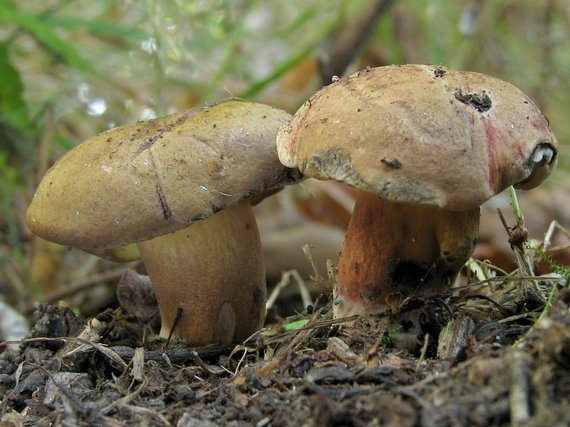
[277,64,558,211]
[27,100,296,251]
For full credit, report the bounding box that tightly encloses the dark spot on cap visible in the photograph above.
[433,68,446,78]
[454,89,492,112]
[381,158,402,169]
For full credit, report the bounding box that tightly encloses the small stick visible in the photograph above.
[543,220,558,251]
[509,351,530,426]
[265,269,313,311]
[505,187,545,302]
[41,266,134,307]
[191,350,214,375]
[543,220,570,252]
[164,307,184,348]
[319,0,397,82]
[302,243,324,284]
[416,334,430,371]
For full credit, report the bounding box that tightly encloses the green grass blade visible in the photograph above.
[0,2,97,75]
[238,43,316,100]
[42,15,148,43]
[0,43,32,132]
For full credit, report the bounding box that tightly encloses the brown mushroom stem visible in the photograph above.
[137,202,266,345]
[334,191,480,318]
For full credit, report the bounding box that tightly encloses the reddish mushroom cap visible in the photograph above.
[277,64,558,211]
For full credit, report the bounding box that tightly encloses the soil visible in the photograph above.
[1,281,570,427]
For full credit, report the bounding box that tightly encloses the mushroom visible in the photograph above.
[276,65,558,318]
[27,99,300,345]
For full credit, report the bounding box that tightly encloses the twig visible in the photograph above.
[0,336,232,365]
[266,270,312,311]
[507,187,535,278]
[500,187,545,304]
[416,334,430,371]
[41,266,134,307]
[319,0,397,82]
[230,346,250,376]
[543,220,570,252]
[163,307,184,349]
[302,243,324,285]
[109,345,233,365]
[509,351,531,426]
[191,350,215,375]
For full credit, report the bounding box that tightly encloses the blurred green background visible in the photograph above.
[0,0,568,314]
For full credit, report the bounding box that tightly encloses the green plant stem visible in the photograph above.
[508,186,524,222]
[508,186,546,305]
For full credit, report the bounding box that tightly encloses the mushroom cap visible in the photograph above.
[277,65,558,212]
[27,100,296,251]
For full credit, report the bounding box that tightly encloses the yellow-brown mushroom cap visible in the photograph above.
[27,100,297,251]
[277,65,558,211]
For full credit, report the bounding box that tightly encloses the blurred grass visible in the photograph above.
[0,0,568,312]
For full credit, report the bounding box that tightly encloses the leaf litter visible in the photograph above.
[1,222,570,426]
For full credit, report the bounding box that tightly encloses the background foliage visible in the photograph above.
[0,0,568,312]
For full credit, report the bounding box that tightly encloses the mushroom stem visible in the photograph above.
[334,191,480,318]
[137,202,266,345]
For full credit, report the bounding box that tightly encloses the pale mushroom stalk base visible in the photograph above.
[333,191,480,318]
[137,202,266,345]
